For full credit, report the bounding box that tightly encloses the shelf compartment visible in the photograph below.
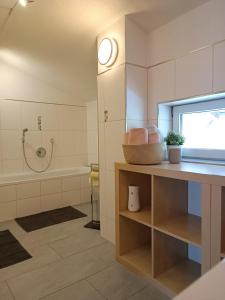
[118,216,152,276]
[119,207,151,227]
[155,214,201,246]
[119,170,151,223]
[153,230,201,293]
[120,245,152,276]
[156,259,201,293]
[153,176,202,245]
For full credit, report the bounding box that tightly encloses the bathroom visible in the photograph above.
[1,0,225,299]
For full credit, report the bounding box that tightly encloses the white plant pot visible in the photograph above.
[167,145,182,164]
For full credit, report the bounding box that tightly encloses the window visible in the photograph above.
[173,99,225,161]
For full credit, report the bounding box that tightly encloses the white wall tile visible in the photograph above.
[176,47,213,99]
[17,197,41,217]
[80,188,91,203]
[41,179,62,195]
[41,103,59,131]
[1,130,22,159]
[103,66,125,122]
[41,193,62,212]
[21,102,41,131]
[81,174,90,188]
[62,176,81,192]
[98,122,105,170]
[17,181,41,199]
[0,185,16,203]
[126,65,147,121]
[2,159,23,175]
[213,41,225,93]
[105,120,125,171]
[58,131,77,157]
[87,101,98,131]
[148,61,175,120]
[104,171,115,220]
[62,190,81,206]
[0,201,16,222]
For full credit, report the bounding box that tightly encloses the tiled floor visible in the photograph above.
[0,203,171,300]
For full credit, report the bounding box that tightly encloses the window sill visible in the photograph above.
[181,157,225,167]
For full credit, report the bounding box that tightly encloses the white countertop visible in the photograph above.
[174,260,225,300]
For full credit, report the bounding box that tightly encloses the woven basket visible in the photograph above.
[122,143,163,165]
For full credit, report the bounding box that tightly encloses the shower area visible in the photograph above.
[0,99,99,225]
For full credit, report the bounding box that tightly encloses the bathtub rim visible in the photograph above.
[0,166,91,187]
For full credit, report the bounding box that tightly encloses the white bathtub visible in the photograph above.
[0,167,91,222]
[0,167,90,186]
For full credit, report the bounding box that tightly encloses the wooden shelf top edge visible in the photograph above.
[115,162,225,185]
[119,208,152,227]
[154,214,201,247]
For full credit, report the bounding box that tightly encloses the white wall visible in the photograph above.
[0,53,89,175]
[87,101,98,164]
[0,99,87,175]
[0,59,82,105]
[147,0,225,135]
[97,17,147,243]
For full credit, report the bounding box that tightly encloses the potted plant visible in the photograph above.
[164,131,185,164]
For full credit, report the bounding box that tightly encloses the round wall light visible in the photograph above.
[98,38,118,67]
[19,0,28,6]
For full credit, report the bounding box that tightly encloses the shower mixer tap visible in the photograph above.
[38,116,42,130]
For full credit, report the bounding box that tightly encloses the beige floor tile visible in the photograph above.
[82,241,116,266]
[42,280,105,300]
[129,285,171,300]
[18,217,89,248]
[87,263,147,300]
[0,282,14,300]
[0,220,26,238]
[75,203,93,216]
[49,227,106,257]
[0,245,60,283]
[7,249,108,300]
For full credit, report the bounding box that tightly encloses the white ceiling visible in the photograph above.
[0,0,209,103]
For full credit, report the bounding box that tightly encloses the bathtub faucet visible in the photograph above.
[22,128,28,143]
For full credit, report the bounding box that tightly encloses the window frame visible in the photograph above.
[173,99,225,161]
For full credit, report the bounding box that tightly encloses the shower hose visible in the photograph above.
[22,130,54,173]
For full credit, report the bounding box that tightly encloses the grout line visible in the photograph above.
[38,259,115,300]
[0,98,86,108]
[85,278,108,299]
[5,280,16,300]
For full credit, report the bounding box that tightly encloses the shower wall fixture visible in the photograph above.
[22,128,54,173]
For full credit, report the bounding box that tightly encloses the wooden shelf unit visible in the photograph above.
[154,213,201,246]
[118,216,152,276]
[221,187,225,256]
[119,208,151,228]
[115,163,211,296]
[153,176,201,246]
[153,230,201,293]
[118,170,152,227]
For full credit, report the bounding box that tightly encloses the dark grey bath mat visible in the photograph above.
[15,206,87,232]
[0,230,32,269]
